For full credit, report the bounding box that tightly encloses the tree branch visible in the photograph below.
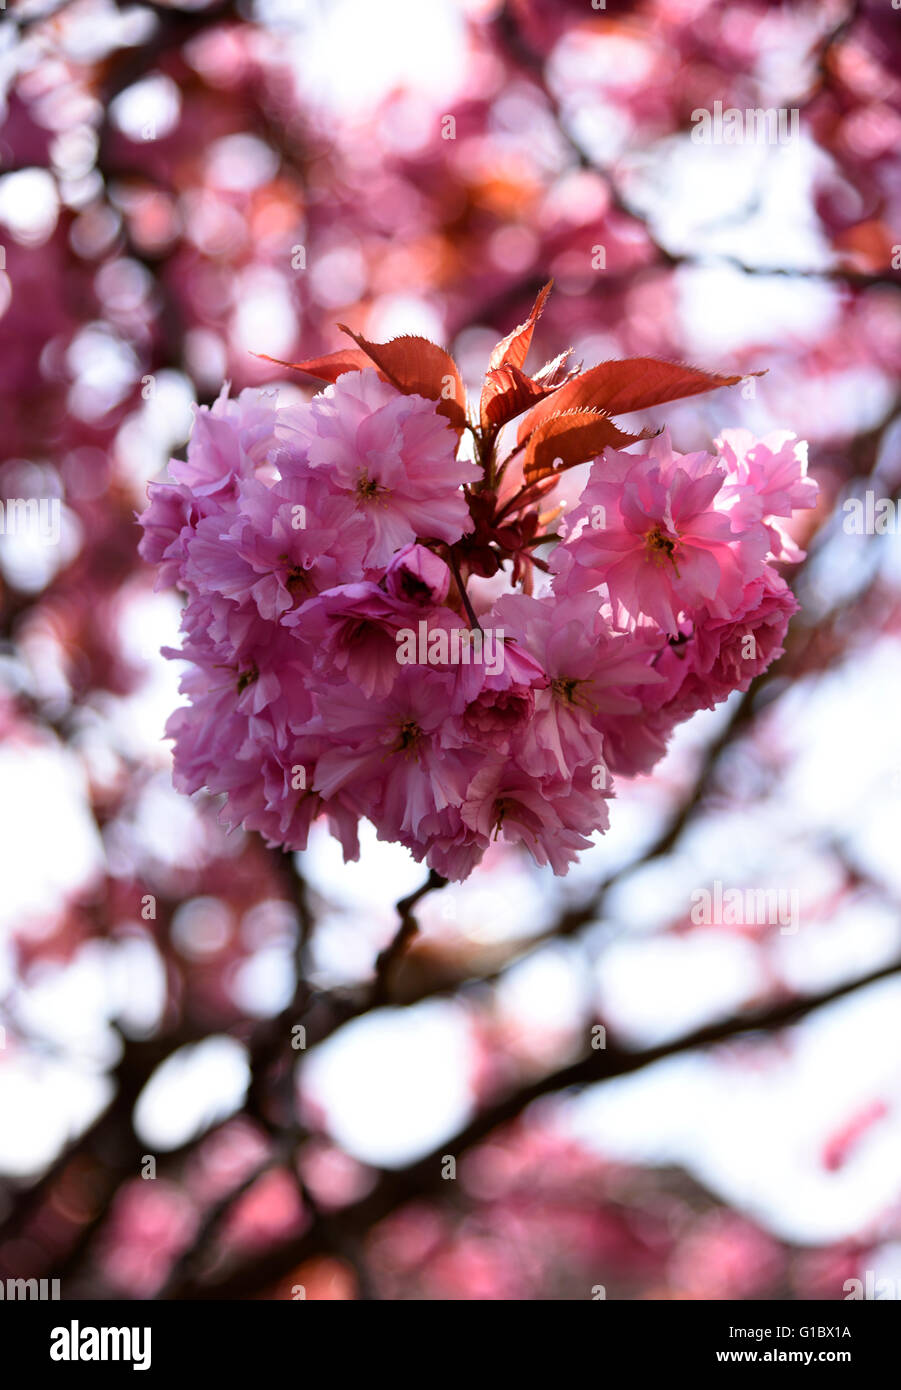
[170,950,901,1299]
[371,869,448,1008]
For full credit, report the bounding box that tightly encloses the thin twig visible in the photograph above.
[371,869,448,1007]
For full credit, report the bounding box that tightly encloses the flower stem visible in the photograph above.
[447,548,483,632]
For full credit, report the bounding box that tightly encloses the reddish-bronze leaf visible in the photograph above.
[517,357,761,444]
[532,349,579,388]
[479,363,557,432]
[338,326,467,435]
[253,348,375,382]
[487,280,553,373]
[523,409,655,485]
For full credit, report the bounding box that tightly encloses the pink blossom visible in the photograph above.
[385,542,451,605]
[290,582,429,698]
[312,668,477,843]
[716,428,818,561]
[492,592,662,780]
[277,372,479,567]
[649,570,799,721]
[554,432,768,634]
[461,760,602,876]
[716,428,818,520]
[171,384,279,496]
[185,474,367,622]
[409,804,489,882]
[139,368,814,881]
[137,480,222,591]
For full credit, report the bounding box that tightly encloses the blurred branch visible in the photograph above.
[172,948,901,1299]
[493,0,898,295]
[99,0,242,108]
[158,1150,283,1299]
[371,870,449,1007]
[803,0,861,103]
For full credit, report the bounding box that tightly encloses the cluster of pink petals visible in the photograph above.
[551,427,815,747]
[139,377,816,880]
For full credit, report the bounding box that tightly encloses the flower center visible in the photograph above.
[551,677,580,703]
[492,795,541,843]
[236,664,259,694]
[644,524,680,573]
[550,676,597,715]
[281,556,311,594]
[356,470,385,502]
[393,719,423,755]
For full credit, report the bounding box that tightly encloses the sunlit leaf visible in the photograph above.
[479,363,556,431]
[517,357,762,443]
[487,280,553,372]
[522,409,655,484]
[253,348,375,382]
[338,327,467,435]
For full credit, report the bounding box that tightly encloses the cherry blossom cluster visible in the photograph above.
[139,306,817,880]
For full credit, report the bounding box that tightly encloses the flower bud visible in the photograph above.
[385,543,451,605]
